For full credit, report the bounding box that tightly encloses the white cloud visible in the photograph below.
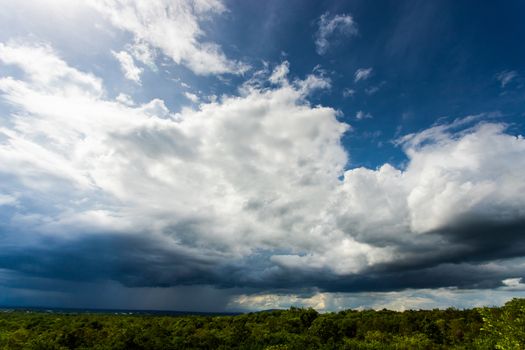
[356,110,373,120]
[502,278,525,290]
[112,50,143,84]
[0,42,353,266]
[87,0,249,75]
[338,121,525,239]
[269,61,290,85]
[271,236,392,275]
[496,70,518,88]
[275,119,525,275]
[354,67,373,82]
[127,39,157,71]
[115,93,135,106]
[296,73,331,95]
[229,286,525,312]
[0,40,103,97]
[243,62,331,98]
[315,12,358,55]
[230,292,328,311]
[183,91,199,103]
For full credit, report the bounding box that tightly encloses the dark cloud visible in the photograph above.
[0,231,220,287]
[0,217,525,311]
[1,218,525,296]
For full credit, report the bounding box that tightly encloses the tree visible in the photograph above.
[478,298,525,349]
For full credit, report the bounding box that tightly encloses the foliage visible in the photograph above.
[477,298,525,349]
[0,300,522,349]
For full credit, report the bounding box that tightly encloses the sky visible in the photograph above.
[0,0,525,312]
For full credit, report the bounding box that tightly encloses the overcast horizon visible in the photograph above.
[1,0,525,312]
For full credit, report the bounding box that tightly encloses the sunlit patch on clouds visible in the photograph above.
[229,287,525,312]
[0,0,525,312]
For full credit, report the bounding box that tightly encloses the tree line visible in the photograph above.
[0,298,524,349]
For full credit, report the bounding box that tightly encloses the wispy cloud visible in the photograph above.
[496,70,518,88]
[269,61,290,85]
[354,67,373,82]
[88,0,249,75]
[127,39,157,71]
[356,110,373,120]
[0,40,103,96]
[112,50,143,84]
[342,88,355,98]
[315,12,358,55]
[184,91,199,103]
[365,81,385,95]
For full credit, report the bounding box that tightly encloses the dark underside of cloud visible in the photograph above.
[1,217,524,297]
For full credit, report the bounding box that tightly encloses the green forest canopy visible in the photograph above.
[1,298,524,349]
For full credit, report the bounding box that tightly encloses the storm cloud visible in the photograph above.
[1,36,525,314]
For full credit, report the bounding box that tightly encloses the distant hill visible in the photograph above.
[0,305,241,316]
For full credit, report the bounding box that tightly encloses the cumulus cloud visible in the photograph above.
[315,12,358,55]
[333,120,525,250]
[0,40,350,286]
[354,67,373,82]
[112,50,143,84]
[87,0,249,75]
[2,41,525,310]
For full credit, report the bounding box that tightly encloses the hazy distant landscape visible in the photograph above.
[0,298,524,349]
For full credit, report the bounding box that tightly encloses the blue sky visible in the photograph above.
[0,0,525,312]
